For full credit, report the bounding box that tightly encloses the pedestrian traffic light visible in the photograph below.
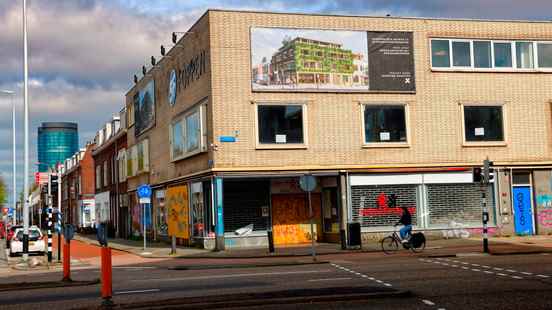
[483,159,494,183]
[473,167,482,183]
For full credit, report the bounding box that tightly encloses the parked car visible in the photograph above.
[6,225,22,248]
[9,226,45,257]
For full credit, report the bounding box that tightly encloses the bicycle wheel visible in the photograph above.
[410,233,426,253]
[381,236,399,254]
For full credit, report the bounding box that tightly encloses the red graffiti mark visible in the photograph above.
[377,192,387,208]
[538,210,552,227]
[359,205,416,217]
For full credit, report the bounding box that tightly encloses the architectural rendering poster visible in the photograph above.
[251,27,369,92]
[367,31,415,91]
[134,80,155,137]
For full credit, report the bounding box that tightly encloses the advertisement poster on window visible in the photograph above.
[134,80,155,137]
[367,31,415,91]
[251,27,369,92]
[166,184,190,239]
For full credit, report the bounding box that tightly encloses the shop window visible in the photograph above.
[431,39,450,67]
[452,41,471,67]
[516,42,534,69]
[463,105,504,142]
[257,104,305,145]
[493,42,513,68]
[537,43,552,68]
[512,172,531,185]
[363,104,408,144]
[473,41,492,68]
[170,100,208,161]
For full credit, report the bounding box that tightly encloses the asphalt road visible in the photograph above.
[0,248,551,309]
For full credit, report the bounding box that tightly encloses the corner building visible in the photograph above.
[125,10,552,250]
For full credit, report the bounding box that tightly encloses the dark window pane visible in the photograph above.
[537,43,552,68]
[431,40,450,67]
[452,41,471,67]
[474,41,492,68]
[464,106,504,142]
[364,105,407,143]
[258,105,303,144]
[516,42,534,68]
[494,43,512,68]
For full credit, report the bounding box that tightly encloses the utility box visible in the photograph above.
[347,222,361,248]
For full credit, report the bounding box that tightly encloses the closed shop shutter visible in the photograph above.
[223,180,270,232]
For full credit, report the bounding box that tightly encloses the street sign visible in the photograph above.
[137,184,152,198]
[139,197,151,204]
[299,175,317,192]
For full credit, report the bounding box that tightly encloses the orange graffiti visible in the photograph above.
[166,184,190,239]
[272,194,322,245]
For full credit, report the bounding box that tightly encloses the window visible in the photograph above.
[117,149,127,182]
[431,40,450,67]
[96,165,101,189]
[493,42,512,68]
[127,100,135,128]
[473,41,492,68]
[103,161,109,187]
[170,100,208,161]
[363,105,407,144]
[463,105,504,142]
[537,43,552,68]
[452,41,471,67]
[257,104,305,145]
[516,42,534,68]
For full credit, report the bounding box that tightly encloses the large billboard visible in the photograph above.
[250,27,415,92]
[134,80,155,137]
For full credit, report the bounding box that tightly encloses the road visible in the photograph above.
[0,238,551,310]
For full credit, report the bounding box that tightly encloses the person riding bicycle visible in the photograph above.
[396,206,412,243]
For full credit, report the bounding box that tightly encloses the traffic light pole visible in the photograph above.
[481,158,491,254]
[47,174,53,262]
[57,172,62,262]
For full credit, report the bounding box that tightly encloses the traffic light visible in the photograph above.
[473,167,482,183]
[483,159,494,183]
[50,174,59,193]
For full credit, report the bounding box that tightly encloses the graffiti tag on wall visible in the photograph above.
[538,210,552,227]
[359,192,416,216]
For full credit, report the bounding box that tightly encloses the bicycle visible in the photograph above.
[381,225,426,254]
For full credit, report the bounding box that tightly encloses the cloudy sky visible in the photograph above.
[2,0,552,206]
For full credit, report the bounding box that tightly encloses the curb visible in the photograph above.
[79,286,410,309]
[0,279,99,292]
[168,260,329,270]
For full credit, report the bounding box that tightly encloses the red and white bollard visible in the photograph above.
[62,238,71,281]
[101,246,113,306]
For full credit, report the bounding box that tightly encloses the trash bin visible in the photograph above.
[347,222,361,247]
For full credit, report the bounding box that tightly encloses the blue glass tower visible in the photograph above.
[37,122,78,172]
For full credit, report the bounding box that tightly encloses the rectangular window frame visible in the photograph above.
[430,38,552,72]
[169,100,208,162]
[254,101,309,150]
[459,102,508,147]
[361,102,411,148]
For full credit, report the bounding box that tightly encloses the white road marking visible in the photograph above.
[384,283,392,287]
[481,265,490,268]
[115,289,160,295]
[506,269,516,273]
[451,265,458,268]
[368,277,375,280]
[114,266,156,269]
[493,267,503,271]
[331,263,393,288]
[512,276,523,279]
[133,270,332,282]
[537,275,550,278]
[521,272,533,275]
[484,271,494,274]
[471,269,480,272]
[308,277,352,282]
[375,280,383,283]
[462,267,469,270]
[422,299,436,306]
[497,273,507,276]
[472,264,480,267]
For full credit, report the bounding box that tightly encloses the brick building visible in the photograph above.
[61,142,95,229]
[124,10,552,250]
[92,109,128,238]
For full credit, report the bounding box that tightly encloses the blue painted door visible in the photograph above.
[512,186,534,235]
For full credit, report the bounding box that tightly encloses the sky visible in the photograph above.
[2,0,552,207]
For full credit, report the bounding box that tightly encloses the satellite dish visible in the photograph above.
[151,56,156,66]
[172,32,177,44]
[133,75,138,84]
[160,45,166,56]
[142,65,147,76]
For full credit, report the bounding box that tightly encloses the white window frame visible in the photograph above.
[459,102,508,147]
[169,99,208,162]
[361,102,411,148]
[254,101,309,150]
[430,38,552,72]
[95,165,101,189]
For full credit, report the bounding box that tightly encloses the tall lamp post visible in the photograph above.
[0,90,16,226]
[22,0,30,263]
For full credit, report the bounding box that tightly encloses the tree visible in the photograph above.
[0,176,6,206]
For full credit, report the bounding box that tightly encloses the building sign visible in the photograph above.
[176,50,207,94]
[166,184,190,239]
[134,80,155,137]
[367,31,415,91]
[251,27,415,93]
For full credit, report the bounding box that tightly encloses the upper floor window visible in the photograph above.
[431,38,552,71]
[363,104,409,146]
[256,103,306,148]
[169,100,208,161]
[462,105,505,143]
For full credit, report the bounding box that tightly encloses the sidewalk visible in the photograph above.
[74,233,552,259]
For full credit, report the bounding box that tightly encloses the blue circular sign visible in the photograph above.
[168,69,177,106]
[137,184,152,198]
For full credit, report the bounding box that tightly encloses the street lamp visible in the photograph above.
[22,0,31,263]
[1,90,16,226]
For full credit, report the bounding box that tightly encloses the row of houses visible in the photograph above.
[58,10,552,250]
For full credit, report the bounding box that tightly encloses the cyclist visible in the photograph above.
[396,206,412,243]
